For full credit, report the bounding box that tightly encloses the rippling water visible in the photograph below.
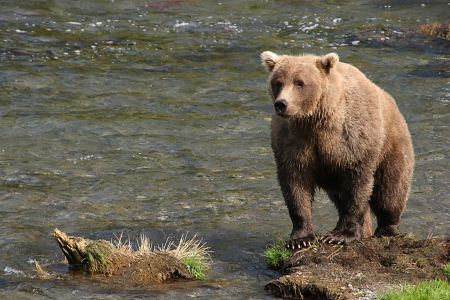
[1,0,449,299]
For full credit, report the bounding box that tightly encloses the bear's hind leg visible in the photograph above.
[320,199,372,244]
[370,150,413,237]
[320,173,374,244]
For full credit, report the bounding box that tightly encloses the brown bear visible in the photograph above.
[261,51,414,249]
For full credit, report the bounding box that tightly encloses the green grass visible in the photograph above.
[263,238,292,268]
[152,234,211,280]
[444,263,450,280]
[180,255,210,280]
[377,279,450,300]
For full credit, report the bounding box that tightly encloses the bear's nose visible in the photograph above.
[274,99,289,113]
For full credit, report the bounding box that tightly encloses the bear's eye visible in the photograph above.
[294,80,304,87]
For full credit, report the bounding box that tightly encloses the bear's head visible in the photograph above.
[261,51,339,119]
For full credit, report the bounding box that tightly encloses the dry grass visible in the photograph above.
[417,20,450,40]
[114,232,211,261]
[91,231,211,279]
[137,233,212,279]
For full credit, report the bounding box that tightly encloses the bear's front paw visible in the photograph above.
[286,235,317,250]
[319,231,361,245]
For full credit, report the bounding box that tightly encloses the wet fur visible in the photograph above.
[261,51,414,249]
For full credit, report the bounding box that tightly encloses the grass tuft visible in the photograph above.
[180,255,210,280]
[170,234,211,279]
[263,238,291,269]
[377,279,450,300]
[147,233,212,279]
[443,263,450,280]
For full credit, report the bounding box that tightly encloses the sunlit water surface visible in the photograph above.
[0,0,449,299]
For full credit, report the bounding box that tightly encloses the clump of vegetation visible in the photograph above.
[377,279,450,300]
[154,233,211,280]
[263,238,292,269]
[84,240,115,273]
[443,262,450,280]
[417,20,450,40]
[54,228,211,282]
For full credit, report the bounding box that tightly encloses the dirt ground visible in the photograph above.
[265,235,450,299]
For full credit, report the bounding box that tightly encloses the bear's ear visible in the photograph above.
[261,51,280,72]
[318,53,339,74]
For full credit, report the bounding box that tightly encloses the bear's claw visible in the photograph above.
[320,236,334,244]
[319,231,360,245]
[286,237,315,249]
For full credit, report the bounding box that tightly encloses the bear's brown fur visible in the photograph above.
[261,51,414,249]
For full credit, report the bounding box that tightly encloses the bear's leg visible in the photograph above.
[320,173,374,244]
[370,151,413,236]
[280,182,317,249]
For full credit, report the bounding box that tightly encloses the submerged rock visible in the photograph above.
[142,0,192,11]
[144,65,173,72]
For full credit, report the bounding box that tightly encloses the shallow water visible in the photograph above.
[0,0,449,298]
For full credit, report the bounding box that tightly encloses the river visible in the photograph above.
[0,0,449,299]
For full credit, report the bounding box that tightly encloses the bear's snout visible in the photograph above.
[274,99,289,114]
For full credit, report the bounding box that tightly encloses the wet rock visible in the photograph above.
[144,65,173,72]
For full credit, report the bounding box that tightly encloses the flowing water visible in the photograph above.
[0,0,449,298]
